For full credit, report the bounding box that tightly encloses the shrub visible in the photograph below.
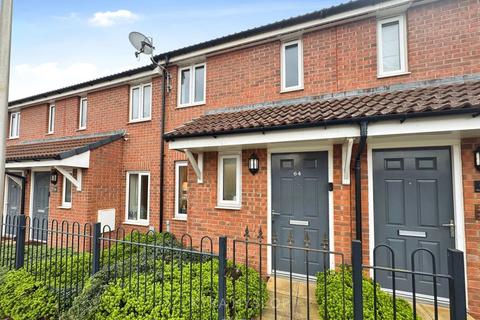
[0,269,58,320]
[316,266,419,320]
[93,260,268,320]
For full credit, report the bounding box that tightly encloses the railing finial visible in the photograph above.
[244,225,250,241]
[257,225,263,242]
[287,230,294,246]
[304,230,310,248]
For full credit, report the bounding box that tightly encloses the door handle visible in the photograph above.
[272,210,280,216]
[441,219,455,238]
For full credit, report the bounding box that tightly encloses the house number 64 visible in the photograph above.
[293,171,302,176]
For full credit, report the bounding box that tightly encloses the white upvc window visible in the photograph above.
[9,112,20,139]
[48,105,55,134]
[174,161,188,220]
[178,63,206,107]
[126,172,150,224]
[62,172,73,208]
[377,15,408,77]
[281,39,303,92]
[79,98,88,130]
[130,83,152,122]
[217,153,242,209]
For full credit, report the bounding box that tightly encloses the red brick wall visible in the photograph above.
[461,138,480,318]
[183,149,268,271]
[8,78,163,232]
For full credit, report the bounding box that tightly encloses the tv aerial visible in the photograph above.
[128,31,170,81]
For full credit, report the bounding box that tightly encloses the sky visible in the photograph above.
[7,0,345,101]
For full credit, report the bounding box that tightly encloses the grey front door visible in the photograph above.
[272,152,329,276]
[32,172,50,241]
[5,177,21,236]
[373,147,454,298]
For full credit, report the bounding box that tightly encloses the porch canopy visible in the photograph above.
[5,132,125,190]
[165,78,480,181]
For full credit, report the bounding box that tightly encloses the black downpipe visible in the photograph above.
[354,121,368,241]
[159,57,169,233]
[5,172,26,216]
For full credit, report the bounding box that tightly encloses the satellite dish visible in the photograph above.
[129,31,155,57]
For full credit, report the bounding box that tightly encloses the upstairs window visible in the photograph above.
[281,39,303,92]
[217,153,242,209]
[178,63,206,107]
[48,104,55,134]
[9,112,20,139]
[377,15,408,77]
[130,83,152,122]
[79,98,88,130]
[126,172,150,224]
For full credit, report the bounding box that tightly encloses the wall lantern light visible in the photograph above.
[50,169,58,185]
[248,153,260,175]
[475,148,480,171]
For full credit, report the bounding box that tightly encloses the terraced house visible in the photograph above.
[5,0,480,316]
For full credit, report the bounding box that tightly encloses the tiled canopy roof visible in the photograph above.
[6,132,124,162]
[165,80,480,139]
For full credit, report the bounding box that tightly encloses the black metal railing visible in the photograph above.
[97,225,222,319]
[0,215,469,320]
[352,240,467,320]
[232,226,347,320]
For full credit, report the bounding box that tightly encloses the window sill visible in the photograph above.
[46,132,54,135]
[77,128,86,132]
[58,205,71,210]
[215,205,241,211]
[377,71,411,79]
[123,221,149,227]
[177,101,206,109]
[8,137,19,140]
[173,216,187,221]
[280,86,304,94]
[128,118,151,124]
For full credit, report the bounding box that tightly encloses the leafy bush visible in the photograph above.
[93,260,268,320]
[0,269,58,320]
[101,231,180,263]
[316,266,419,320]
[60,269,111,320]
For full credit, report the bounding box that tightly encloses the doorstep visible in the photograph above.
[261,277,319,320]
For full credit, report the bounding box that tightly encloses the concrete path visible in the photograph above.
[261,277,319,320]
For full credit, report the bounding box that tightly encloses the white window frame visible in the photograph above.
[48,104,55,134]
[9,112,20,139]
[281,39,304,92]
[174,161,188,220]
[217,153,242,209]
[177,63,206,108]
[377,15,408,78]
[79,98,88,130]
[125,171,150,225]
[61,173,72,209]
[129,83,152,123]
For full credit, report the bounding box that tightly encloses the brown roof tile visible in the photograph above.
[6,132,124,162]
[165,80,480,139]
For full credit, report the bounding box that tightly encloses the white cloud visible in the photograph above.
[88,9,138,27]
[9,62,114,100]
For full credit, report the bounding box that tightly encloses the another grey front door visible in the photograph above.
[272,152,329,276]
[32,172,50,241]
[5,177,21,236]
[373,147,454,298]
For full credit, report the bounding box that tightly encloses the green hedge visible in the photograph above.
[92,260,268,320]
[316,266,420,320]
[0,268,58,320]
